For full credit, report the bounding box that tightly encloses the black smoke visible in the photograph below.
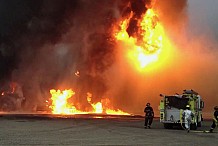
[4,0,211,116]
[126,0,151,37]
[0,0,78,82]
[0,0,128,111]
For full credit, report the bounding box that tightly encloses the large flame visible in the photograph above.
[115,8,171,71]
[47,7,173,116]
[49,89,130,115]
[49,89,79,114]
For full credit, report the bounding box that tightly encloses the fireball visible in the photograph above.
[115,8,172,72]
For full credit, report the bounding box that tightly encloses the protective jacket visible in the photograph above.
[144,106,154,117]
[182,109,194,121]
[213,110,218,122]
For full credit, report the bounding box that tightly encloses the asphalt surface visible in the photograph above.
[0,114,217,146]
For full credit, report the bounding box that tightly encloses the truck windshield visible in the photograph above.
[165,96,189,109]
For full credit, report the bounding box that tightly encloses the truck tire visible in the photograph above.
[197,122,202,127]
[191,123,197,130]
[197,116,202,127]
[164,123,173,129]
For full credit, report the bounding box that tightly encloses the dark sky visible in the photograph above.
[0,0,126,110]
[0,0,78,82]
[0,0,38,79]
[0,0,39,35]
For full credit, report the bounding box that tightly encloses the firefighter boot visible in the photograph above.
[209,128,213,133]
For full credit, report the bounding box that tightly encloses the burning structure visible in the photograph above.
[0,0,218,115]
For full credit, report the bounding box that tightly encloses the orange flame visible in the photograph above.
[49,89,130,115]
[48,7,173,116]
[50,89,76,114]
[115,8,170,71]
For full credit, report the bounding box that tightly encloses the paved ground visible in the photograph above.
[0,114,217,146]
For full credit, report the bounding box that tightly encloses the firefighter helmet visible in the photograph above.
[186,105,190,109]
[146,103,150,106]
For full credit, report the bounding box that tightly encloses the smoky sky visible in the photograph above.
[0,0,126,110]
[0,0,217,114]
[0,0,78,82]
[0,0,154,110]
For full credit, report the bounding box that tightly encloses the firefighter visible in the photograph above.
[209,106,218,133]
[182,105,194,133]
[144,103,154,129]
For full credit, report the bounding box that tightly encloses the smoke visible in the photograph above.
[4,0,123,111]
[155,0,188,29]
[0,0,217,115]
[104,0,218,115]
[153,0,218,114]
[102,0,190,114]
[125,0,151,37]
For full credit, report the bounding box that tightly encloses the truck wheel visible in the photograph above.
[197,122,202,127]
[197,116,202,127]
[164,123,173,129]
[191,123,197,130]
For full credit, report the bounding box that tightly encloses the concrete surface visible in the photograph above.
[0,115,217,146]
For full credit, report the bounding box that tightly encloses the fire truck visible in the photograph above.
[159,89,204,130]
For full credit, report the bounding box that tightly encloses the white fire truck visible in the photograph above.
[159,89,204,130]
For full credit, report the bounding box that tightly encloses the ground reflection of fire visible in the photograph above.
[49,89,130,115]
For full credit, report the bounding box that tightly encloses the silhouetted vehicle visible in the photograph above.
[0,92,25,112]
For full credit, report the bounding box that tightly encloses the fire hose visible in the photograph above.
[180,116,218,133]
[180,112,210,133]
